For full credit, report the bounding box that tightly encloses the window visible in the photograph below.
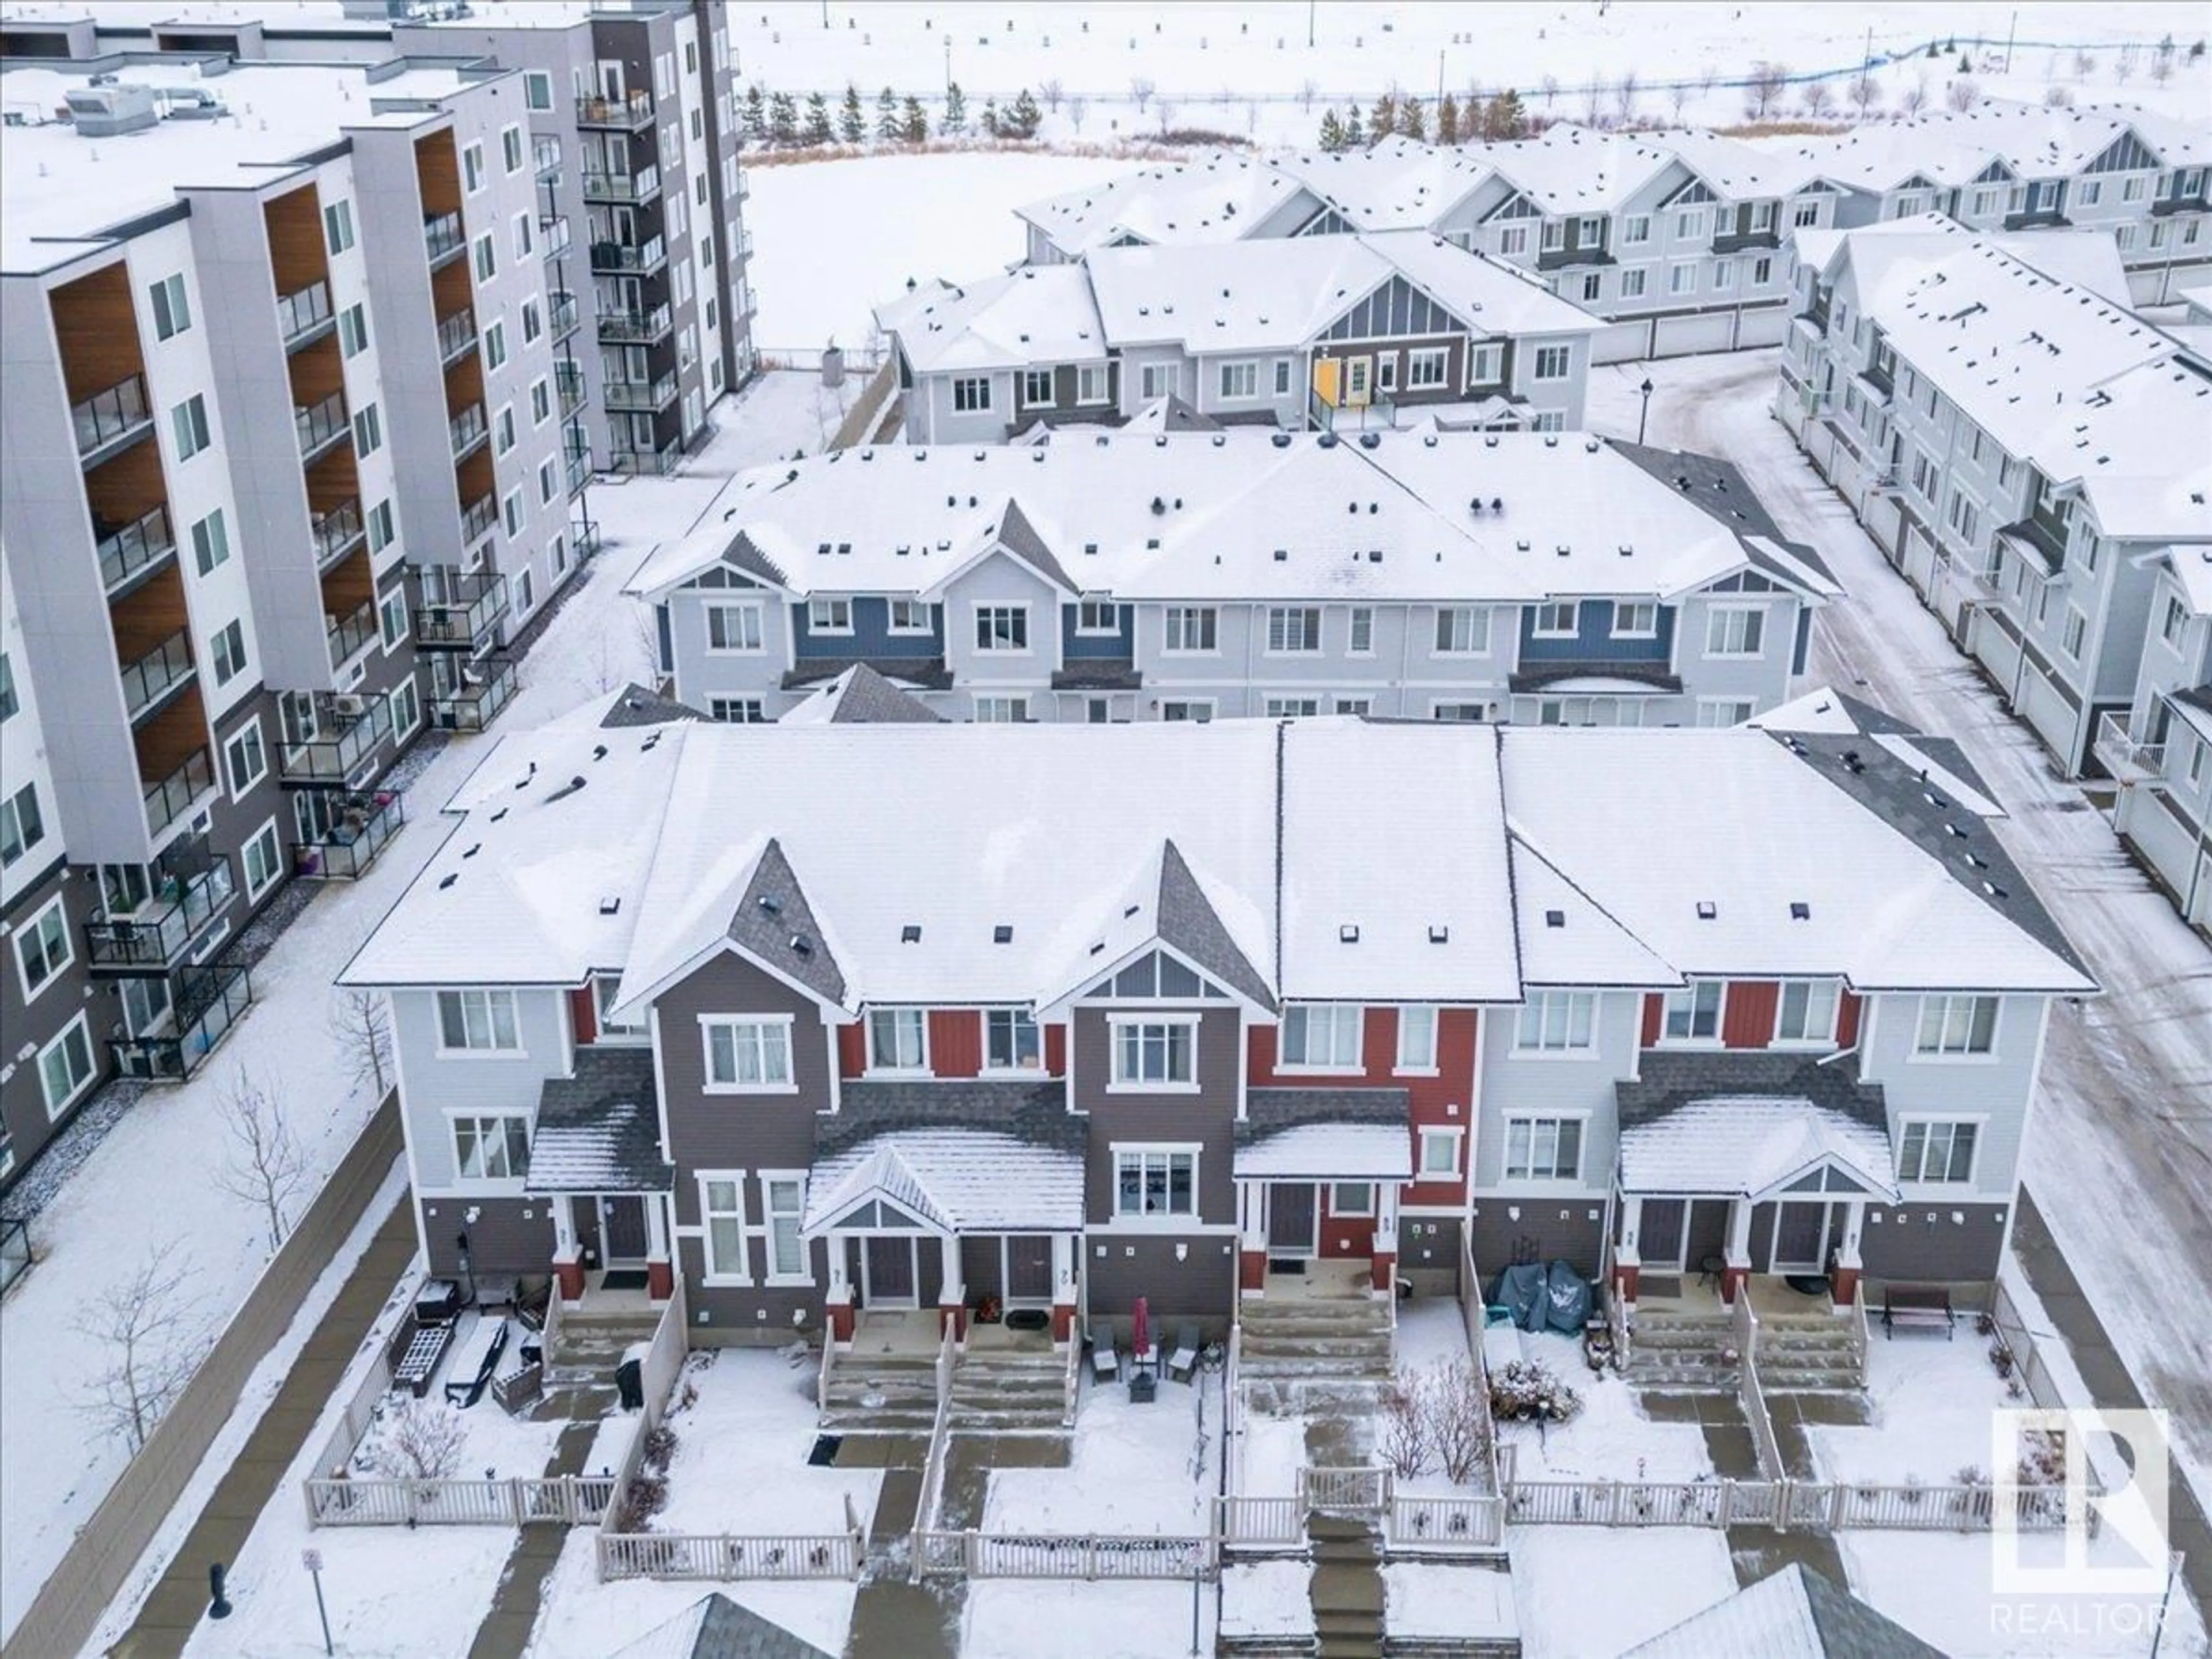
[1581,271,1603,304]
[1669,262,1696,296]
[1266,607,1321,653]
[494,406,517,459]
[1219,361,1259,399]
[974,696,1028,723]
[1021,368,1053,406]
[1432,702,1485,722]
[1705,606,1765,656]
[323,199,354,255]
[501,489,523,537]
[1915,995,1998,1057]
[462,141,485,193]
[39,1017,96,1120]
[1620,267,1649,299]
[2077,179,2101,207]
[191,509,230,576]
[1611,600,1657,638]
[1080,363,1110,403]
[224,719,267,796]
[1266,696,1319,718]
[211,619,247,687]
[14,896,71,1000]
[1540,219,1565,251]
[1138,362,1176,400]
[704,1016,793,1089]
[2122,175,2148,203]
[709,698,767,724]
[1514,992,1596,1052]
[1112,1020,1196,1088]
[1662,979,1724,1043]
[474,233,497,283]
[1343,606,1373,655]
[242,819,282,900]
[1161,700,1213,722]
[1793,198,1820,228]
[1397,1005,1437,1070]
[1273,358,1293,396]
[1435,606,1490,654]
[537,458,557,506]
[369,498,396,555]
[1752,255,1772,286]
[806,597,851,634]
[525,69,552,109]
[888,599,933,634]
[1406,346,1449,389]
[1,782,46,867]
[706,602,763,652]
[1468,342,1503,383]
[1899,1120,1979,1184]
[986,1009,1041,1071]
[764,1176,808,1279]
[952,377,991,412]
[339,302,368,357]
[1504,1115,1582,1181]
[1281,1004,1362,1069]
[1713,261,1735,291]
[1164,607,1217,653]
[0,650,14,722]
[868,1007,927,1071]
[1076,599,1120,635]
[484,320,507,371]
[2163,595,2190,649]
[150,273,191,340]
[381,590,410,649]
[975,605,1028,652]
[1532,601,1578,638]
[1622,214,1652,245]
[1115,1146,1197,1216]
[2061,607,2088,661]
[1498,225,1530,257]
[501,124,524,175]
[452,1114,530,1179]
[437,988,521,1052]
[1376,355,1398,394]
[1775,979,1840,1045]
[1532,345,1571,381]
[1331,1182,1374,1217]
[353,403,382,457]
[1419,1127,1461,1176]
[172,395,211,461]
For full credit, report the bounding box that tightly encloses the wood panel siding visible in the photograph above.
[1044,1024,1067,1077]
[1641,994,1665,1047]
[929,1010,981,1078]
[1836,991,1863,1048]
[838,1022,866,1077]
[263,184,328,296]
[48,259,145,404]
[1722,982,1779,1050]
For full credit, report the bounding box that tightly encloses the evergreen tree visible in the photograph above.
[1319,107,1347,151]
[802,91,834,146]
[944,80,968,134]
[1437,90,1461,145]
[1399,95,1427,139]
[1483,89,1528,141]
[768,90,799,145]
[1007,86,1043,139]
[900,94,930,143]
[1369,91,1396,143]
[1345,106,1366,147]
[742,84,768,145]
[876,84,899,141]
[981,96,1001,137]
[840,83,866,143]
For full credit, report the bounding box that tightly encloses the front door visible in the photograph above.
[1344,356,1372,407]
[864,1236,918,1306]
[1770,1201,1831,1274]
[1267,1183,1319,1259]
[1638,1199,1688,1272]
[1005,1234,1054,1304]
[600,1195,648,1264]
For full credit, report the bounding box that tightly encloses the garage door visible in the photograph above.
[1653,312,1736,357]
[1588,319,1650,365]
[1736,305,1790,349]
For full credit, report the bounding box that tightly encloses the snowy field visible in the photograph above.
[985,1371,1220,1536]
[652,1347,884,1536]
[962,1577,1215,1659]
[1505,1523,1736,1659]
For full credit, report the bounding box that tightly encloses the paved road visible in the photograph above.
[1586,354,2212,1515]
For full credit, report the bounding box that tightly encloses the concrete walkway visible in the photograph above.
[467,1416,601,1659]
[110,1187,415,1659]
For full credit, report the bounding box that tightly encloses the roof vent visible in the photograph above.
[902,924,922,942]
[1470,498,1484,514]
[1368,502,1379,515]
[1089,941,1106,955]
[1544,910,1565,929]
[1484,435,1499,448]
[757,895,782,915]
[1618,544,1633,556]
[1212,433,1226,446]
[1085,542,1100,556]
[1427,924,1450,944]
[438,872,458,889]
[1367,550,1382,563]
[592,744,609,761]
[1556,544,1570,557]
[1981,881,2009,900]
[1318,433,1340,449]
[1339,924,1361,943]
[599,895,622,915]
[1789,902,1810,921]
[1516,539,1531,552]
[1491,498,1503,513]
[993,925,1014,944]
[1274,548,1288,562]
[1151,496,1167,515]
[463,843,481,859]
[1155,435,1168,448]
[789,934,813,957]
[1124,904,1141,919]
[1695,900,1718,920]
[1544,434,1559,448]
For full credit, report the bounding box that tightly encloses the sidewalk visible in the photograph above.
[109,1187,413,1659]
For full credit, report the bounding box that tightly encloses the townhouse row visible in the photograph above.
[340,702,2092,1347]
[1778,219,2212,927]
[624,429,1838,728]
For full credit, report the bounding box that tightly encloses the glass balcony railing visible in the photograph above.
[119,629,196,721]
[414,567,510,651]
[312,498,365,569]
[296,790,405,878]
[143,748,216,840]
[555,362,586,416]
[589,234,665,275]
[295,391,350,459]
[436,306,478,364]
[581,163,660,204]
[540,213,572,261]
[575,90,652,129]
[325,599,378,673]
[566,447,592,495]
[607,441,683,478]
[448,402,488,460]
[603,371,677,413]
[84,854,234,971]
[109,958,253,1081]
[73,373,154,460]
[278,279,334,346]
[459,493,498,547]
[281,695,394,786]
[550,292,581,340]
[425,209,465,263]
[428,653,518,730]
[598,302,672,344]
[97,504,177,593]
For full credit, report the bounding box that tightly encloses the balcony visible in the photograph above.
[109,957,253,1081]
[297,790,405,878]
[120,630,196,724]
[312,498,366,571]
[607,441,683,478]
[295,390,350,461]
[281,694,394,787]
[599,302,672,345]
[425,209,465,266]
[1712,226,1783,256]
[414,567,510,652]
[575,90,652,130]
[97,504,177,595]
[581,163,661,204]
[566,446,592,495]
[555,362,586,417]
[737,227,755,260]
[550,291,581,341]
[437,305,478,366]
[428,653,518,730]
[325,597,378,674]
[278,279,334,349]
[534,138,563,181]
[1965,562,2007,604]
[143,747,217,840]
[741,287,758,320]
[449,402,488,461]
[590,234,666,276]
[84,855,234,974]
[2094,711,2166,785]
[460,492,498,547]
[74,373,155,464]
[603,370,677,414]
[540,213,572,261]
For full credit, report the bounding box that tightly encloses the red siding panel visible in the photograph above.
[1641,994,1664,1048]
[1403,1007,1479,1208]
[1723,982,1779,1050]
[1044,1024,1067,1077]
[1836,991,1862,1049]
[1362,1007,1395,1083]
[837,1023,866,1077]
[569,987,597,1046]
[930,1010,982,1078]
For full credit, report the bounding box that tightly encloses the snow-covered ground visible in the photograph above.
[1218,1559,1313,1639]
[1385,1561,1519,1643]
[1392,1294,1472,1372]
[1493,1331,1709,1484]
[962,1577,1215,1658]
[525,1528,859,1659]
[1237,1409,1311,1496]
[986,1371,1220,1535]
[341,1327,570,1483]
[1810,1321,2024,1486]
[652,1347,884,1536]
[1505,1523,1736,1659]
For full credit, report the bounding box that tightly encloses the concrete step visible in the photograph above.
[1242,1335,1395,1362]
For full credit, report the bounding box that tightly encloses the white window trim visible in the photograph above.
[1105,1014,1201,1093]
[759,1168,814,1286]
[1531,601,1580,640]
[13,892,73,1005]
[887,599,934,636]
[1218,360,1261,401]
[705,600,767,654]
[1433,606,1491,657]
[1705,604,1768,658]
[696,1169,753,1286]
[1771,978,1842,1050]
[1510,992,1600,1057]
[1073,600,1122,637]
[866,1007,931,1076]
[1658,980,1728,1048]
[1611,601,1658,640]
[38,1013,97,1120]
[1499,1108,1592,1184]
[1330,1181,1376,1217]
[1895,1113,1990,1189]
[1111,1141,1203,1222]
[224,717,268,799]
[434,988,525,1057]
[1396,1005,1440,1074]
[1276,1003,1365,1075]
[241,816,283,904]
[982,1008,1044,1074]
[973,604,1032,655]
[699,1012,798,1093]
[1908,993,2002,1063]
[1263,607,1323,656]
[807,598,853,636]
[442,1108,532,1191]
[1161,608,1219,656]
[1417,1125,1464,1179]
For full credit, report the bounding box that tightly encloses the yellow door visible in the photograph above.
[1312,356,1342,408]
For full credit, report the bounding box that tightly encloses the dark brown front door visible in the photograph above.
[1638,1199,1688,1270]
[600,1195,648,1262]
[865,1236,917,1305]
[1268,1183,1317,1256]
[1771,1202,1831,1272]
[1006,1235,1053,1302]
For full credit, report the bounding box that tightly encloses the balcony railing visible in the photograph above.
[589,234,666,275]
[84,855,235,973]
[120,629,196,722]
[143,747,216,839]
[437,306,478,365]
[109,958,253,1081]
[325,598,378,673]
[575,90,652,129]
[598,302,672,344]
[425,209,465,263]
[296,390,350,460]
[297,790,406,879]
[312,498,366,569]
[460,493,498,547]
[414,567,510,650]
[534,138,563,181]
[278,279,334,347]
[281,695,394,787]
[550,292,581,340]
[540,213,572,261]
[449,402,488,460]
[428,653,518,730]
[603,371,677,413]
[73,373,154,460]
[555,362,586,416]
[97,504,177,594]
[566,446,592,495]
[2094,711,2166,785]
[607,442,683,478]
[581,163,660,204]
[738,227,755,260]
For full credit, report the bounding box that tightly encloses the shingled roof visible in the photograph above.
[525,1049,672,1194]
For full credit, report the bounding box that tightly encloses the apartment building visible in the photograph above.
[2100,551,2212,929]
[877,231,1599,442]
[624,430,1837,728]
[339,706,2090,1346]
[0,52,571,1179]
[1779,222,2212,779]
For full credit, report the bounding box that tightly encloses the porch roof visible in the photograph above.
[805,1080,1085,1232]
[1618,1097,1898,1203]
[1236,1088,1412,1180]
[524,1050,673,1194]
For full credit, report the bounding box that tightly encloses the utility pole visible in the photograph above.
[2004,10,2017,73]
[1308,0,1316,51]
[1437,48,1446,111]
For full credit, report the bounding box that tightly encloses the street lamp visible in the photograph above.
[1637,377,1656,445]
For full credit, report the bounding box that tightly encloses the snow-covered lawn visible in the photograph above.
[1392,1294,1471,1373]
[1493,1331,1709,1484]
[1218,1560,1313,1639]
[963,1577,1214,1658]
[652,1349,883,1537]
[986,1372,1221,1536]
[1809,1322,2021,1487]
[524,1527,858,1659]
[1506,1524,1736,1659]
[1385,1562,1518,1643]
[1237,1410,1311,1495]
[340,1317,570,1483]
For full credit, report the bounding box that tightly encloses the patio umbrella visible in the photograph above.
[1131,1296,1150,1363]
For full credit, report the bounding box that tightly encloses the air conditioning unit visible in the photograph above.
[332,694,368,718]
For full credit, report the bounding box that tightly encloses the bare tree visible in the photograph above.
[385,1398,468,1483]
[213,1065,310,1251]
[1297,77,1320,112]
[1378,1366,1437,1478]
[1129,75,1155,112]
[1540,73,1560,108]
[1430,1359,1492,1483]
[1669,80,1690,122]
[1847,72,1882,120]
[1040,77,1063,113]
[1900,74,1930,115]
[1155,99,1177,136]
[1613,70,1639,123]
[1801,80,1834,118]
[1745,61,1790,121]
[2151,52,2175,85]
[2072,48,2095,81]
[1580,75,1604,124]
[1246,100,1261,135]
[1067,94,1088,134]
[329,988,393,1100]
[2115,44,2137,85]
[75,1251,207,1453]
[1946,77,1979,112]
[2044,85,2074,108]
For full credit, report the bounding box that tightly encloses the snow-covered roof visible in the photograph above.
[1015,151,1316,256]
[1460,124,1682,216]
[603,1591,834,1659]
[1234,1122,1412,1180]
[778,664,945,725]
[873,265,1105,374]
[805,1129,1084,1233]
[1785,98,2212,196]
[623,430,1835,611]
[1804,215,2133,307]
[1624,1563,1941,1659]
[1275,134,1494,231]
[2155,546,2212,616]
[1619,1098,1899,1202]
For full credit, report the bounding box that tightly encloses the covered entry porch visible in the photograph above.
[1234,1088,1413,1299]
[524,1054,677,1305]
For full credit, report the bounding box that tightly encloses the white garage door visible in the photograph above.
[1653,312,1736,357]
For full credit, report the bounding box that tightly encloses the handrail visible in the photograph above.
[295,389,349,457]
[325,599,378,673]
[143,748,215,838]
[603,371,677,411]
[580,163,660,202]
[549,293,581,339]
[312,498,364,567]
[73,373,152,456]
[1734,1293,1783,1482]
[590,234,665,274]
[816,1330,836,1418]
[906,1323,957,1582]
[575,90,652,127]
[448,402,488,459]
[278,279,332,344]
[97,504,176,592]
[540,214,572,260]
[85,855,234,968]
[1061,1315,1082,1429]
[436,306,478,363]
[459,493,498,548]
[119,628,196,719]
[1849,1277,1871,1388]
[424,210,464,261]
[598,302,671,343]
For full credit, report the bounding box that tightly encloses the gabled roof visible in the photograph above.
[525,1050,672,1195]
[1158,839,1276,1012]
[1015,152,1318,256]
[605,1591,835,1659]
[872,264,1105,374]
[778,664,945,726]
[1619,1094,1899,1203]
[1624,1564,1941,1658]
[1460,124,1683,215]
[806,1081,1085,1232]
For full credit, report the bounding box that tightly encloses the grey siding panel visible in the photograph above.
[1071,1005,1239,1225]
[0,865,117,1177]
[1399,1213,1463,1289]
[418,1192,554,1278]
[1468,1201,1606,1282]
[678,1233,830,1344]
[1085,1232,1235,1332]
[961,1234,1002,1302]
[393,988,570,1190]
[1858,1202,2006,1284]
[1684,1197,1731,1273]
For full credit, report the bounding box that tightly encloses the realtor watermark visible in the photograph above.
[1990,1407,2171,1599]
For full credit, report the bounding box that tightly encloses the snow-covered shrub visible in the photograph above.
[1488,1359,1582,1425]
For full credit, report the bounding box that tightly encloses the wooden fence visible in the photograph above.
[1502,1475,2087,1533]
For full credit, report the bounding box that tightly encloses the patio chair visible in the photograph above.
[1088,1332,1120,1383]
[1166,1323,1201,1384]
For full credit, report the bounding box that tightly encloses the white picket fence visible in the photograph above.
[911,1530,1211,1580]
[305,1474,613,1528]
[1387,1493,1506,1551]
[1502,1475,2087,1533]
[1217,1495,1302,1550]
[597,1528,865,1581]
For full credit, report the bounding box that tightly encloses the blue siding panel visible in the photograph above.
[1516,601,1675,663]
[1061,603,1134,658]
[793,596,944,659]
